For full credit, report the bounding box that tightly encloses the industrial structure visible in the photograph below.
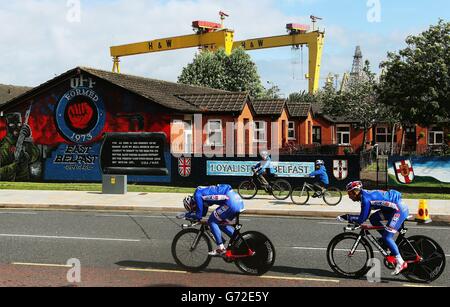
[110,13,325,93]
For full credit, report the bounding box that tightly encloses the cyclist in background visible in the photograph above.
[338,181,410,275]
[309,160,329,198]
[253,151,276,188]
[182,184,245,257]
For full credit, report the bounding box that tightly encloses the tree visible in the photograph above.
[322,60,380,152]
[379,20,450,127]
[178,48,267,98]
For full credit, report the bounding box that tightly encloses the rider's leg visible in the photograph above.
[312,182,324,197]
[384,209,409,275]
[369,211,386,237]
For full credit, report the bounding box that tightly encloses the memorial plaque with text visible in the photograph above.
[100,133,169,176]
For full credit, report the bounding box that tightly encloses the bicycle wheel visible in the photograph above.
[327,233,373,279]
[238,180,258,200]
[233,231,276,276]
[171,229,212,272]
[398,235,446,283]
[271,180,292,201]
[323,187,343,206]
[291,186,310,205]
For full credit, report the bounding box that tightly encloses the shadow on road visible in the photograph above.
[270,265,339,279]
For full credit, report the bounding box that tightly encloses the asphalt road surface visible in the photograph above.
[0,209,448,287]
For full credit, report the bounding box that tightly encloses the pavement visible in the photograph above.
[0,189,449,222]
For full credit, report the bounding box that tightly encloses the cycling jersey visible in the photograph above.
[348,190,408,225]
[186,184,244,247]
[309,166,329,186]
[187,184,243,221]
[255,157,276,176]
[348,189,409,257]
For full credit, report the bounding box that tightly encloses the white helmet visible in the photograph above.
[260,151,270,160]
[183,196,196,212]
[316,160,325,166]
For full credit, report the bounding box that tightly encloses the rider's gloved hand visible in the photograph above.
[176,213,187,220]
[336,215,349,222]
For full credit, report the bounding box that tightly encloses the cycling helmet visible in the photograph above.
[315,160,325,166]
[183,196,196,212]
[346,181,363,192]
[260,150,270,160]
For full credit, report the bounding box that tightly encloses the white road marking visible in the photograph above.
[12,262,71,268]
[95,214,251,221]
[0,212,38,215]
[0,233,140,242]
[318,222,450,231]
[290,246,450,257]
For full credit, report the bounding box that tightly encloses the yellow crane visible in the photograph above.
[110,14,324,93]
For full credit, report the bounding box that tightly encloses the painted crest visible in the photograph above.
[394,160,415,184]
[178,157,192,177]
[333,160,348,181]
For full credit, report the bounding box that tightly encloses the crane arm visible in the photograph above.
[233,31,325,93]
[111,30,234,57]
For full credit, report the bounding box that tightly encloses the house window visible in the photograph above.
[312,126,322,144]
[337,125,351,145]
[288,122,296,140]
[376,126,397,143]
[429,127,444,145]
[207,120,223,146]
[253,121,267,143]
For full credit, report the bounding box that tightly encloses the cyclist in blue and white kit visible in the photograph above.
[338,181,410,275]
[183,184,245,257]
[253,151,276,187]
[309,160,329,198]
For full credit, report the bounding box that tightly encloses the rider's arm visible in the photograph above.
[185,190,205,221]
[309,170,320,178]
[348,198,371,225]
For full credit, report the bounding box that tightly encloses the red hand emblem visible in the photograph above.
[67,101,94,130]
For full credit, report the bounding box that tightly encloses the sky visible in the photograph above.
[0,0,449,96]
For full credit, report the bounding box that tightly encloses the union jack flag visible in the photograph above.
[178,158,192,177]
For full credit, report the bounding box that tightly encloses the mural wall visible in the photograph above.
[388,156,450,188]
[0,74,172,183]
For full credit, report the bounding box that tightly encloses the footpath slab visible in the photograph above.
[0,190,449,222]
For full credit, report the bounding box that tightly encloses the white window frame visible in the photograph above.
[376,126,389,143]
[336,125,351,146]
[429,127,444,145]
[206,119,223,146]
[253,121,267,143]
[288,121,296,140]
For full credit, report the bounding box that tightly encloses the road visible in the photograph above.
[0,209,448,287]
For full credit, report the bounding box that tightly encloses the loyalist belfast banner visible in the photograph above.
[207,161,314,177]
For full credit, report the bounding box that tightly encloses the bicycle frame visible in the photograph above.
[183,216,255,261]
[347,224,423,265]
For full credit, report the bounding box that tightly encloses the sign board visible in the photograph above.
[206,161,314,178]
[100,133,169,176]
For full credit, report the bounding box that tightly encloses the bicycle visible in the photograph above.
[291,182,342,206]
[172,211,276,276]
[327,218,446,283]
[238,169,292,201]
